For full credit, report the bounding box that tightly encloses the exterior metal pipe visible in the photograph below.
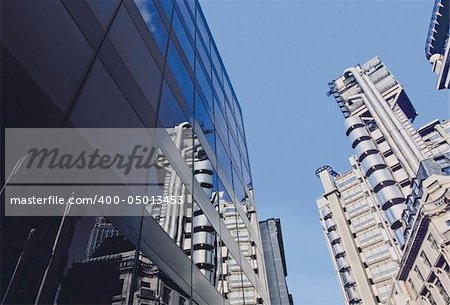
[169,144,192,240]
[344,68,419,178]
[164,123,190,234]
[361,73,424,159]
[346,93,416,178]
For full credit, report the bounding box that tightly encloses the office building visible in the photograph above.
[317,57,450,305]
[60,235,189,305]
[259,218,294,305]
[86,217,122,258]
[0,0,271,304]
[388,152,450,305]
[317,164,403,304]
[426,0,449,90]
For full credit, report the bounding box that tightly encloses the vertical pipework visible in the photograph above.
[192,142,216,283]
[344,67,423,178]
[345,117,406,232]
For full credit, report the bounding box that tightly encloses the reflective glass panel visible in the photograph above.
[167,41,194,105]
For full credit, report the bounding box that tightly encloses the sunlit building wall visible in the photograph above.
[317,57,450,305]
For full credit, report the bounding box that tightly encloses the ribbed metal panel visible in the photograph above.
[368,66,389,84]
[193,249,215,268]
[344,116,365,134]
[328,230,340,244]
[348,126,370,147]
[332,242,345,257]
[321,206,332,219]
[374,75,397,94]
[325,218,337,232]
[360,154,386,174]
[385,203,407,229]
[193,213,212,228]
[193,231,215,245]
[376,184,405,209]
[336,256,349,272]
[341,270,355,287]
[195,159,213,172]
[354,140,378,159]
[346,285,361,303]
[195,173,213,186]
[367,167,395,190]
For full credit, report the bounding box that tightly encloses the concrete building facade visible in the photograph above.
[388,153,450,305]
[317,57,450,305]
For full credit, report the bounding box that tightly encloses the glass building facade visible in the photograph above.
[0,0,270,304]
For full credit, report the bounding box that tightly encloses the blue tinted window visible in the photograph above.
[235,98,244,136]
[225,101,236,139]
[159,0,173,19]
[214,102,228,145]
[223,73,233,105]
[212,70,224,107]
[195,92,215,153]
[242,160,251,188]
[211,45,222,82]
[238,132,247,161]
[185,0,195,17]
[232,169,245,204]
[196,8,210,51]
[229,135,241,175]
[176,0,195,38]
[159,81,188,128]
[217,138,232,187]
[196,37,211,76]
[167,41,193,105]
[134,0,168,54]
[218,179,232,208]
[173,11,194,67]
[195,60,212,107]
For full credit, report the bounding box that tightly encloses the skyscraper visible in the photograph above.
[0,0,272,304]
[317,57,450,305]
[389,151,450,305]
[259,218,294,305]
[426,0,449,90]
[86,217,121,258]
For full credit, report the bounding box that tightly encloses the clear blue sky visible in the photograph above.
[200,1,450,304]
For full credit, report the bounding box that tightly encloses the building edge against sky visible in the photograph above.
[426,0,450,90]
[259,218,294,305]
[315,1,450,303]
[0,0,294,304]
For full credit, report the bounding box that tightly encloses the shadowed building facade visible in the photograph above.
[0,0,272,304]
[259,218,294,305]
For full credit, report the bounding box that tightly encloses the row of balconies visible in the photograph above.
[357,229,385,249]
[321,204,361,304]
[361,245,392,266]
